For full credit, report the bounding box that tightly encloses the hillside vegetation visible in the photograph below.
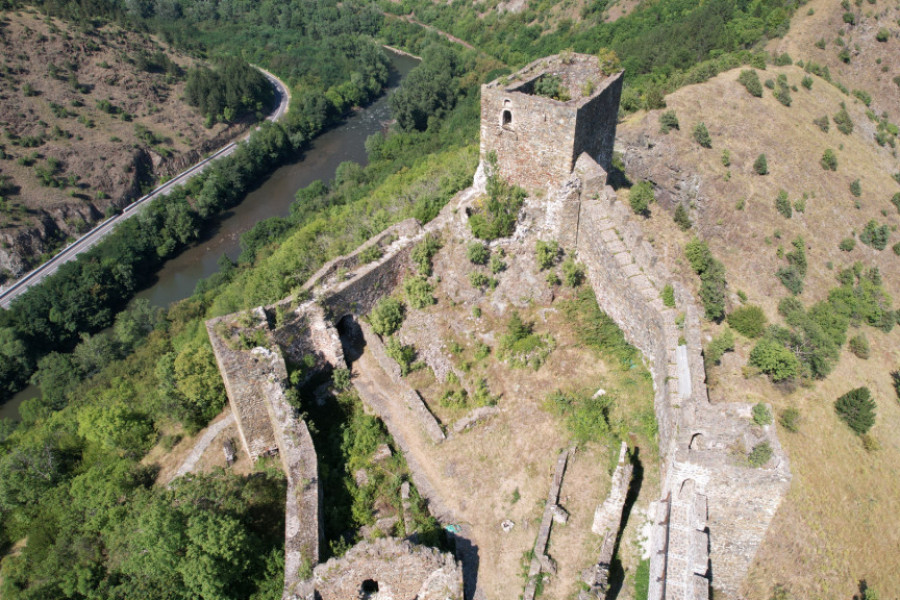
[618,59,900,598]
[0,10,257,278]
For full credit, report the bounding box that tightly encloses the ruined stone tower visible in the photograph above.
[479,53,623,191]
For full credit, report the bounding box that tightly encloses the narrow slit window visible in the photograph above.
[502,109,512,126]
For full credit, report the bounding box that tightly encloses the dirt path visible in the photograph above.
[171,412,235,480]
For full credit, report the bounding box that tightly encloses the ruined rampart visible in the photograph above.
[557,153,790,599]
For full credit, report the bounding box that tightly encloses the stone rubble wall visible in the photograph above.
[581,441,634,598]
[523,448,571,600]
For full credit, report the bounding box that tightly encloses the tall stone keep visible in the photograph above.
[480,53,623,191]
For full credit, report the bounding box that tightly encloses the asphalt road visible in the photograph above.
[0,67,291,310]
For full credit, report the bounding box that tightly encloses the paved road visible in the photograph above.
[0,67,291,310]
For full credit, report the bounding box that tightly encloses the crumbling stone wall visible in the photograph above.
[480,53,622,191]
[309,537,463,600]
[206,310,279,461]
[555,153,790,599]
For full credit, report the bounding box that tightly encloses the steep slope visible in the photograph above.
[0,9,246,279]
[618,65,900,598]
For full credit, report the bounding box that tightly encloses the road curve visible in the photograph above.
[0,67,291,310]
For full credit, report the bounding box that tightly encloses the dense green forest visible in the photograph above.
[382,0,796,107]
[184,57,274,124]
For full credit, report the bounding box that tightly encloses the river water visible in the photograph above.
[0,49,420,421]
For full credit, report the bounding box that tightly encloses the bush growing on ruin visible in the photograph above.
[748,441,773,467]
[369,297,405,336]
[835,386,876,435]
[544,389,612,444]
[661,284,675,308]
[469,152,527,241]
[412,233,442,276]
[727,305,767,338]
[692,122,712,148]
[403,275,436,309]
[535,240,559,270]
[752,403,773,426]
[658,110,679,134]
[737,69,763,97]
[385,336,417,375]
[467,241,489,265]
[499,311,555,369]
[629,181,655,216]
[561,256,586,287]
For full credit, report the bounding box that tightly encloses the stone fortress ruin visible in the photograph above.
[206,53,790,600]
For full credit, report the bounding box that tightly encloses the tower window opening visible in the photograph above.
[502,109,512,126]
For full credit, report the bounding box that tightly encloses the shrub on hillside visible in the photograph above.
[876,28,890,42]
[848,333,869,359]
[849,179,861,197]
[727,305,767,338]
[704,327,734,366]
[892,370,900,402]
[801,76,813,90]
[774,189,791,218]
[684,238,727,321]
[403,275,435,309]
[820,148,837,170]
[692,122,711,148]
[738,69,763,97]
[629,181,655,215]
[892,193,900,214]
[779,407,801,432]
[839,237,856,251]
[813,116,830,133]
[749,337,800,381]
[834,105,853,134]
[385,336,417,375]
[835,386,876,435]
[754,154,769,175]
[659,110,679,134]
[369,297,405,336]
[859,220,889,250]
[776,237,807,295]
[673,204,692,230]
[773,76,792,107]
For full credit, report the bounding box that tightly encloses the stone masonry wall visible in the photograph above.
[559,152,790,599]
[480,54,624,191]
